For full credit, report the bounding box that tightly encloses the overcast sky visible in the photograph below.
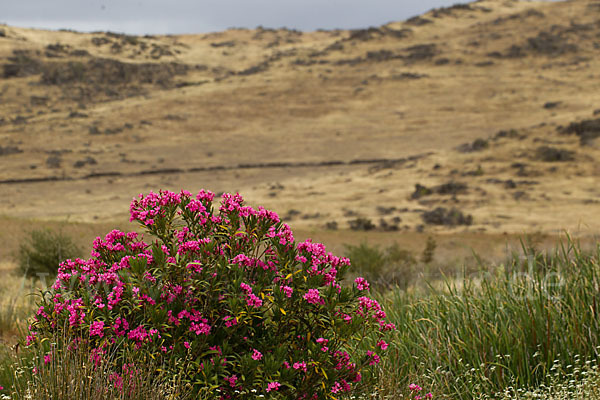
[1,0,481,35]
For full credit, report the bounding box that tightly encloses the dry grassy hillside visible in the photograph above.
[1,0,600,240]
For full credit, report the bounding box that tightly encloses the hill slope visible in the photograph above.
[1,0,600,235]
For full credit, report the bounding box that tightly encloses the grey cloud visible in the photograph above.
[1,0,475,34]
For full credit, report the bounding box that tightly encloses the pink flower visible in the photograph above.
[44,353,52,364]
[184,341,191,349]
[366,350,381,365]
[266,381,281,392]
[190,321,211,336]
[89,321,104,337]
[0,386,3,390]
[409,383,422,391]
[247,293,263,308]
[303,289,324,305]
[240,282,253,294]
[382,322,396,331]
[331,381,342,393]
[223,315,237,327]
[128,325,149,344]
[354,277,370,291]
[251,349,263,360]
[109,372,123,390]
[225,375,238,387]
[25,333,37,346]
[90,347,104,367]
[113,317,129,336]
[377,340,389,350]
[316,337,329,352]
[280,285,293,298]
[293,361,307,372]
[240,283,263,307]
[196,189,215,202]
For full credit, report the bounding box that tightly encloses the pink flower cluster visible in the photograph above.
[225,375,238,388]
[357,296,396,331]
[251,349,263,361]
[266,381,281,392]
[303,289,325,305]
[89,321,104,337]
[366,350,381,365]
[296,239,350,289]
[316,337,329,352]
[280,285,293,298]
[129,190,183,225]
[409,383,433,399]
[292,361,307,372]
[354,277,370,291]
[331,380,351,394]
[240,282,263,308]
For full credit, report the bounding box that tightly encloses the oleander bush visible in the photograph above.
[24,190,393,399]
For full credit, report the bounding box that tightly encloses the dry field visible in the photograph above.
[1,0,600,262]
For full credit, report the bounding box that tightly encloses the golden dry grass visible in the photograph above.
[1,0,599,242]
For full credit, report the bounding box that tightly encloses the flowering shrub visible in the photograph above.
[27,189,394,399]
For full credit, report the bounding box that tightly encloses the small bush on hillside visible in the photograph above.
[421,236,437,264]
[559,117,600,145]
[345,243,416,290]
[25,190,393,399]
[535,146,575,162]
[421,207,473,226]
[457,138,489,153]
[349,217,376,231]
[18,228,81,278]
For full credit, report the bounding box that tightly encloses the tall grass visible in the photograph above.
[373,238,600,398]
[0,272,38,339]
[2,328,193,400]
[3,237,600,399]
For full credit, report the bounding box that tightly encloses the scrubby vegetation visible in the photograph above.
[344,243,417,291]
[2,196,600,399]
[375,239,600,398]
[421,207,473,226]
[18,228,81,278]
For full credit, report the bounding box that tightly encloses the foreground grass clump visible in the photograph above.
[0,273,38,339]
[376,240,600,399]
[3,330,191,400]
[18,190,393,399]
